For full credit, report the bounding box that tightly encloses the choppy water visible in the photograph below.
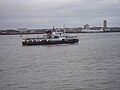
[0,32,120,90]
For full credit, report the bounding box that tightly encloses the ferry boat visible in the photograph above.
[22,30,79,45]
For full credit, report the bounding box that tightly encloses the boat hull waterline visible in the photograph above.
[22,39,79,45]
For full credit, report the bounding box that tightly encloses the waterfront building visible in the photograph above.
[17,28,27,33]
[103,20,107,30]
[84,24,90,29]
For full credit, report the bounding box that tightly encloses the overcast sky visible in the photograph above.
[0,0,120,29]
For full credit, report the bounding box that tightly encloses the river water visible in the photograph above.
[0,32,120,90]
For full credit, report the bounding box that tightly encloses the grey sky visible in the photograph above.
[0,0,120,29]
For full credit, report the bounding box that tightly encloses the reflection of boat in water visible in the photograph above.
[22,30,79,45]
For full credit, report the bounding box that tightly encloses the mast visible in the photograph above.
[53,26,55,32]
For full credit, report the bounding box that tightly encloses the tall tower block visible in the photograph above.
[103,20,107,31]
[103,20,107,28]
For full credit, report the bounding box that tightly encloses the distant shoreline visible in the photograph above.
[0,31,120,35]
